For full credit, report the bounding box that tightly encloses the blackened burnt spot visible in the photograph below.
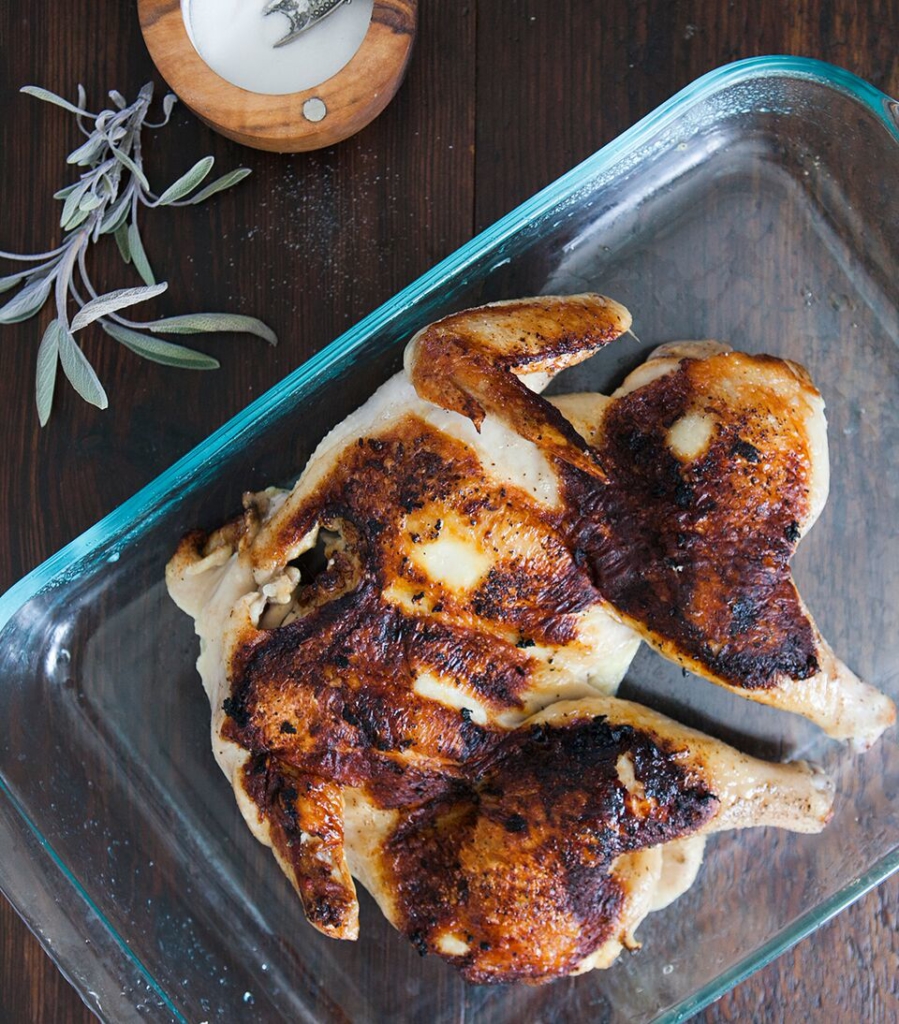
[504,813,528,833]
[530,723,548,744]
[460,707,473,722]
[607,723,635,744]
[222,695,250,728]
[785,520,801,543]
[344,699,394,752]
[729,596,759,636]
[410,931,429,957]
[280,720,297,734]
[712,637,819,690]
[311,897,346,929]
[731,438,761,462]
[674,482,694,508]
[515,637,536,649]
[625,430,652,460]
[459,720,491,758]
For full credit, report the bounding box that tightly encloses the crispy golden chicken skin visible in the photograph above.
[170,295,646,952]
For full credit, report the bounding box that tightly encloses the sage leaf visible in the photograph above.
[155,156,214,206]
[60,180,91,227]
[99,194,131,235]
[71,282,167,331]
[114,222,131,265]
[58,327,108,409]
[103,322,219,369]
[21,85,94,118]
[36,319,62,426]
[189,167,252,205]
[0,276,53,325]
[0,270,31,295]
[127,220,156,286]
[67,133,106,166]
[3,82,272,423]
[62,204,92,231]
[145,313,277,345]
[111,146,150,191]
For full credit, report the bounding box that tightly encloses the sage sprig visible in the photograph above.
[0,83,276,425]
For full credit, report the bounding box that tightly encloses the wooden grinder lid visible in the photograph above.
[138,0,417,152]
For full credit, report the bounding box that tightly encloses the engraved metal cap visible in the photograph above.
[263,0,351,48]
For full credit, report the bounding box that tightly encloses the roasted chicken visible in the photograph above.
[167,294,891,982]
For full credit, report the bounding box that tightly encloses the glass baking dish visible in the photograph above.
[1,56,897,1023]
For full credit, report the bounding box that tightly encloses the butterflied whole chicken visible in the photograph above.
[166,294,886,981]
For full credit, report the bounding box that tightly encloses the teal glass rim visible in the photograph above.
[0,55,897,1022]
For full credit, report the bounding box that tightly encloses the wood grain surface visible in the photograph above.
[0,1,897,1021]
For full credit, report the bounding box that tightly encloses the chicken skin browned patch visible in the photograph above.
[167,295,888,982]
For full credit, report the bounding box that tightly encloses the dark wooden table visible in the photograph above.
[1,1,897,1021]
